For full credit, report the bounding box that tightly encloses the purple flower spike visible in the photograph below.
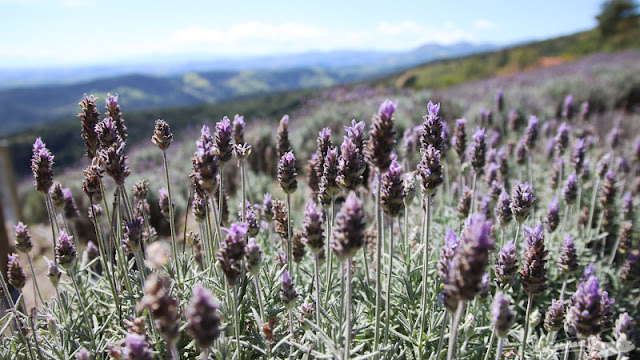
[378,99,397,121]
[331,192,365,262]
[277,115,291,158]
[567,275,605,339]
[245,238,263,275]
[186,286,221,350]
[438,229,460,281]
[511,183,535,223]
[31,140,54,194]
[495,241,518,288]
[233,114,245,145]
[444,214,494,303]
[525,116,539,149]
[520,222,548,295]
[562,94,574,119]
[421,100,443,152]
[345,119,366,149]
[105,93,127,141]
[491,292,515,338]
[55,229,77,270]
[303,200,325,254]
[555,122,570,155]
[7,255,26,290]
[337,136,365,190]
[14,222,33,254]
[278,151,298,194]
[214,116,233,165]
[563,173,578,205]
[469,127,486,174]
[417,145,443,195]
[380,159,404,218]
[123,332,153,360]
[453,118,467,161]
[280,270,299,310]
[545,198,560,233]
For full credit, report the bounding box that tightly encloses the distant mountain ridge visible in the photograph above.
[0,42,494,89]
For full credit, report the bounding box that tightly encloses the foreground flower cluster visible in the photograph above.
[1,89,639,360]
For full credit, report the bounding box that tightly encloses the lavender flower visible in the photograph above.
[262,193,274,222]
[600,171,617,209]
[620,250,639,286]
[137,274,180,342]
[508,109,522,131]
[380,159,404,218]
[562,94,574,119]
[101,140,130,186]
[273,199,288,240]
[47,260,61,287]
[403,172,416,206]
[559,235,579,274]
[563,173,578,205]
[14,222,32,254]
[572,139,586,174]
[417,145,443,195]
[491,292,515,338]
[79,94,100,159]
[550,157,564,190]
[214,116,233,165]
[186,286,221,350]
[555,122,569,155]
[337,136,365,190]
[158,188,171,220]
[63,189,79,221]
[420,101,443,152]
[31,139,54,193]
[245,238,263,276]
[545,138,556,158]
[600,290,615,332]
[75,348,90,360]
[614,313,638,353]
[7,255,26,290]
[365,99,397,172]
[494,241,518,288]
[278,151,297,194]
[292,229,306,263]
[192,192,209,223]
[299,300,314,330]
[345,119,366,149]
[497,147,509,179]
[511,183,536,223]
[495,189,513,225]
[319,147,340,197]
[105,93,127,141]
[216,223,248,286]
[469,127,486,174]
[619,221,633,254]
[232,114,245,145]
[444,214,494,302]
[277,115,291,158]
[55,229,77,270]
[456,186,472,219]
[95,117,120,149]
[608,127,621,149]
[307,154,320,198]
[280,270,299,310]
[515,138,527,165]
[331,191,366,262]
[495,89,504,112]
[519,222,548,295]
[246,207,259,237]
[567,276,604,339]
[545,198,560,233]
[453,118,467,162]
[123,216,145,254]
[50,182,65,210]
[123,333,152,360]
[302,200,325,254]
[544,300,565,332]
[151,119,173,151]
[525,116,539,149]
[191,125,219,195]
[438,229,460,281]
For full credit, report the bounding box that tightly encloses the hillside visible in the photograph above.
[378,16,640,90]
[0,42,494,134]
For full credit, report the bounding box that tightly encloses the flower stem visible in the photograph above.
[495,338,504,360]
[447,301,465,360]
[26,254,44,305]
[69,269,95,351]
[578,340,585,360]
[520,294,533,360]
[435,311,448,359]
[162,150,181,285]
[587,177,600,233]
[484,326,496,360]
[232,285,242,360]
[344,257,353,360]
[374,176,382,354]
[513,223,522,250]
[384,220,394,346]
[314,253,322,335]
[419,196,431,342]
[324,198,334,307]
[470,172,477,215]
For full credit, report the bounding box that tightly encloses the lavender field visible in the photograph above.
[2,48,640,360]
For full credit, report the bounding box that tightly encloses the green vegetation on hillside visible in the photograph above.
[381,15,640,90]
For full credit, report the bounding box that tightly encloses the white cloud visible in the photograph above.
[159,20,477,55]
[473,19,498,30]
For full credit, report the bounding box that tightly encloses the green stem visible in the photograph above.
[325,198,334,306]
[420,196,431,342]
[314,253,322,336]
[162,150,181,285]
[470,172,477,215]
[69,270,95,351]
[26,254,44,305]
[577,340,585,360]
[344,257,353,360]
[447,301,465,360]
[520,294,533,360]
[232,285,242,360]
[374,176,382,354]
[484,327,496,360]
[513,223,522,251]
[495,338,504,360]
[286,193,292,276]
[435,312,448,359]
[384,220,394,346]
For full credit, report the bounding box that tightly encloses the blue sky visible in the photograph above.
[0,0,604,67]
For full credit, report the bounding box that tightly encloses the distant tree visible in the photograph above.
[596,0,638,37]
